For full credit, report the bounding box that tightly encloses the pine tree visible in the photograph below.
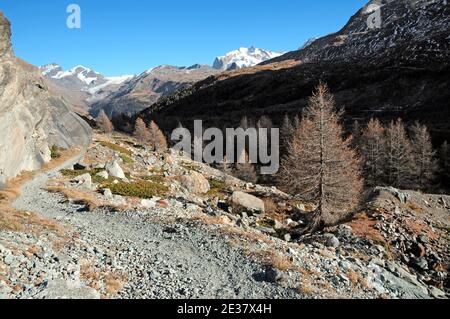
[410,122,439,189]
[149,121,167,152]
[279,83,363,233]
[384,119,414,189]
[96,110,114,134]
[134,118,151,144]
[360,118,386,187]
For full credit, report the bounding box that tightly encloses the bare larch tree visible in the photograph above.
[96,110,114,134]
[149,121,168,152]
[360,118,386,187]
[279,83,363,233]
[383,119,414,189]
[410,122,439,189]
[134,118,151,145]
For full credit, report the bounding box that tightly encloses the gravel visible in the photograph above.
[10,155,299,299]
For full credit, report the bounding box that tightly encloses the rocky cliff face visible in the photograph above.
[0,12,92,185]
[0,12,13,59]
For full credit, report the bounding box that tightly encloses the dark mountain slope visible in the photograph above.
[138,0,450,142]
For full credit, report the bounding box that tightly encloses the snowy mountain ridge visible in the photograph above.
[212,47,283,71]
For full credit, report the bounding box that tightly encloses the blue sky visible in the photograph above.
[1,0,367,76]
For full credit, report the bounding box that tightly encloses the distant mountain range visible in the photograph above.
[89,64,219,119]
[41,47,280,117]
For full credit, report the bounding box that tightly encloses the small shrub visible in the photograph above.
[99,141,132,156]
[119,154,134,164]
[105,180,168,199]
[61,168,102,179]
[206,179,227,197]
[50,145,62,159]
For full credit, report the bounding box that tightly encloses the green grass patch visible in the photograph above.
[61,168,108,183]
[104,180,168,199]
[99,141,132,156]
[50,145,63,159]
[119,153,134,164]
[141,175,167,184]
[206,178,227,197]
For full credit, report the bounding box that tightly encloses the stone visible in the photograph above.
[374,186,411,204]
[72,173,92,189]
[230,191,265,213]
[95,170,109,180]
[336,224,353,237]
[74,162,88,170]
[429,287,446,299]
[157,200,170,208]
[141,199,157,209]
[3,253,13,266]
[106,161,125,179]
[284,233,292,242]
[103,188,113,200]
[324,234,340,248]
[180,171,210,194]
[412,257,429,271]
[264,267,283,283]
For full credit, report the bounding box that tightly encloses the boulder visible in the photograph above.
[103,188,113,200]
[106,161,125,179]
[374,186,411,204]
[141,199,157,209]
[74,162,88,170]
[324,234,340,248]
[72,173,92,189]
[180,171,210,194]
[230,191,265,213]
[95,170,109,180]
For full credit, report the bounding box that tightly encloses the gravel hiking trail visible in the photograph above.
[12,154,299,299]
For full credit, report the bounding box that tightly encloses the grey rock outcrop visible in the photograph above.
[230,191,265,213]
[0,12,92,186]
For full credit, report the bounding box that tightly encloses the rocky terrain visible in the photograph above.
[1,132,448,299]
[0,12,91,186]
[140,0,450,142]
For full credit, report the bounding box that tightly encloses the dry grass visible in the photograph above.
[105,273,126,296]
[80,259,126,297]
[348,212,386,244]
[246,248,295,271]
[297,283,316,296]
[405,201,424,213]
[99,141,132,156]
[404,218,438,241]
[347,269,369,288]
[46,186,103,212]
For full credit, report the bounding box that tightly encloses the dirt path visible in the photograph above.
[12,155,299,299]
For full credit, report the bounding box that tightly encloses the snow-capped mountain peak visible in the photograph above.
[212,47,283,71]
